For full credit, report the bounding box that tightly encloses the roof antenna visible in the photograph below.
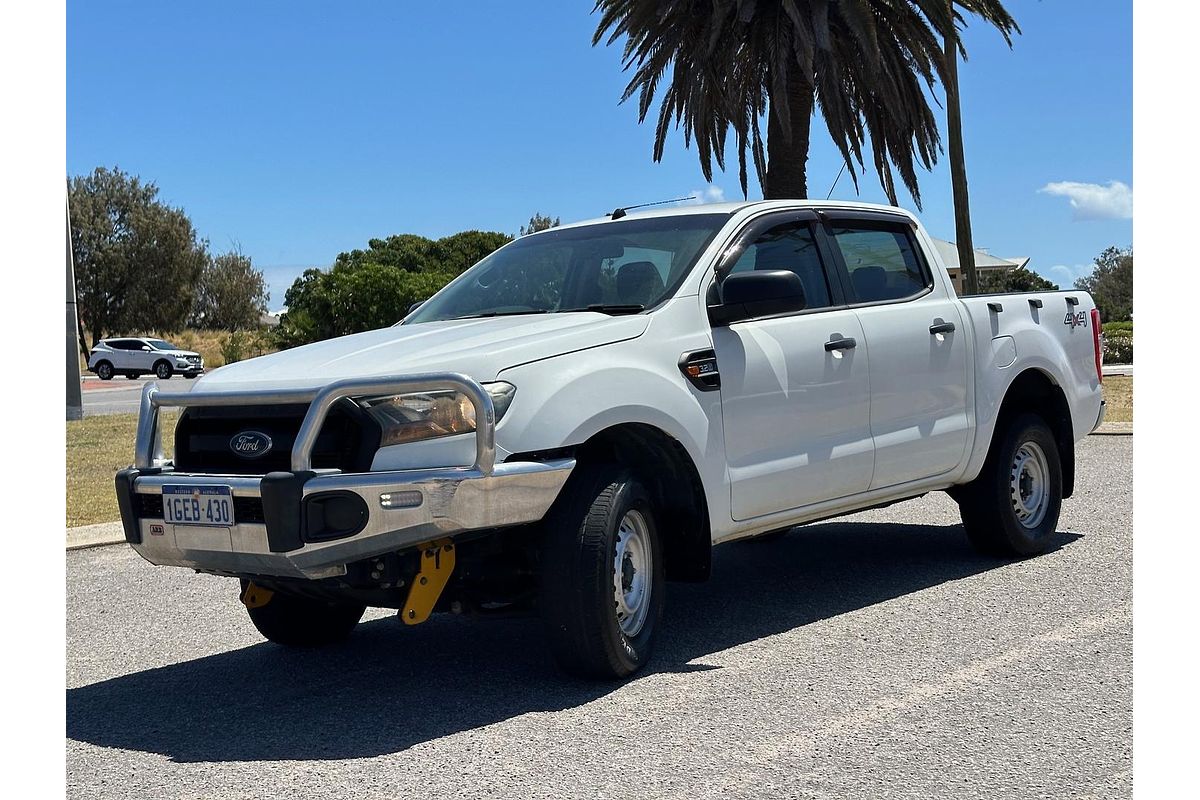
[609,195,697,220]
[825,162,847,199]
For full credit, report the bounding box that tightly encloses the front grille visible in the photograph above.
[137,493,164,518]
[173,400,381,476]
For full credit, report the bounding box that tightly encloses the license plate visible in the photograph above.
[162,485,236,527]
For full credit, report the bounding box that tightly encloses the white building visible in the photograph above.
[931,238,1029,294]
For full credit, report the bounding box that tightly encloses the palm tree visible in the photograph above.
[593,0,1017,207]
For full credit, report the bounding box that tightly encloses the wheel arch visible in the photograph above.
[566,422,712,583]
[981,368,1076,499]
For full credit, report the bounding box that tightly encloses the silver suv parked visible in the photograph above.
[87,337,204,381]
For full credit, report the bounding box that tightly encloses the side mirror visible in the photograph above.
[407,301,424,316]
[708,271,807,325]
[141,345,153,352]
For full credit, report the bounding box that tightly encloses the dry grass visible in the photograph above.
[1103,375,1133,423]
[66,411,179,527]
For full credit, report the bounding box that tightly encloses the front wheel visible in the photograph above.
[957,413,1063,557]
[154,360,173,380]
[538,465,664,679]
[240,580,366,646]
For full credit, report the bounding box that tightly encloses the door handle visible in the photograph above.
[824,337,857,352]
[929,322,956,335]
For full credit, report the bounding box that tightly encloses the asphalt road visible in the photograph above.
[66,435,1132,799]
[80,375,195,415]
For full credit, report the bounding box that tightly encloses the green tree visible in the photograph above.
[69,166,208,353]
[521,212,561,235]
[974,266,1059,294]
[1076,246,1133,322]
[592,1,1017,204]
[275,229,512,347]
[191,247,270,330]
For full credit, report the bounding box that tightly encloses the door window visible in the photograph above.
[724,221,833,311]
[830,226,930,303]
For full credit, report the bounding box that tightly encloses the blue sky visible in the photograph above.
[67,0,1132,308]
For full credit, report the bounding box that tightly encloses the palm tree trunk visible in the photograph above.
[764,60,814,199]
[944,33,978,295]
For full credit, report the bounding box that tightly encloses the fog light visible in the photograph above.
[303,492,369,543]
[380,491,423,509]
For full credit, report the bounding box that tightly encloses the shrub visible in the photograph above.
[1102,320,1133,335]
[220,330,249,365]
[1102,331,1133,364]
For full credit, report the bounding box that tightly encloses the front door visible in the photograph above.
[711,214,875,521]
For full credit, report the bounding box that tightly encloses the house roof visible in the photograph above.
[932,238,1029,271]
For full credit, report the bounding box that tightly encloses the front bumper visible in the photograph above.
[116,373,573,580]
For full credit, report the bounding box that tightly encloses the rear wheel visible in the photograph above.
[95,361,113,380]
[539,465,664,679]
[240,580,366,646]
[154,360,173,380]
[957,413,1063,557]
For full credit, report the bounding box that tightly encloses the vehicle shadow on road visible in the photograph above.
[67,521,1081,763]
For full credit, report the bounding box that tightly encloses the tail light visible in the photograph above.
[1090,308,1103,383]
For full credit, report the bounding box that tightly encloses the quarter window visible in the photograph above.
[830,226,930,303]
[724,221,833,310]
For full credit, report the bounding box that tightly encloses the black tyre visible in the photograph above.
[154,360,173,380]
[184,373,198,379]
[538,465,664,679]
[95,361,113,380]
[957,413,1063,557]
[240,580,366,647]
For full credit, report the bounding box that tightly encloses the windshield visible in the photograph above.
[404,213,730,324]
[146,339,177,350]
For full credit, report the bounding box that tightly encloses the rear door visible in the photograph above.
[821,212,970,489]
[106,340,133,370]
[711,211,874,520]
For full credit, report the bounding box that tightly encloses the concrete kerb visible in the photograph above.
[66,521,126,551]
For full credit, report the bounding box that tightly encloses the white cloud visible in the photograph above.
[1044,264,1091,288]
[1039,180,1132,221]
[683,184,726,205]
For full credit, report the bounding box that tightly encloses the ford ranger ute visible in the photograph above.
[115,200,1105,679]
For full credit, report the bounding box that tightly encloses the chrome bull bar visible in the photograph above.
[121,372,574,580]
[135,372,497,474]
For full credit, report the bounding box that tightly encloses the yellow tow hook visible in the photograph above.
[401,539,456,625]
[240,581,274,609]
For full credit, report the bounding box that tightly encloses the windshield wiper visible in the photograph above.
[559,304,645,316]
[452,309,551,320]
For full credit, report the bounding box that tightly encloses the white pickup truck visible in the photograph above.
[116,200,1105,678]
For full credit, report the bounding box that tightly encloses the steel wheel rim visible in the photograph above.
[613,509,652,638]
[1010,441,1050,529]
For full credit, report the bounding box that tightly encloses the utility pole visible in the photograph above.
[944,27,979,295]
[66,194,83,421]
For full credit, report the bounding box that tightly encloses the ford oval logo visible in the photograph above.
[230,431,273,459]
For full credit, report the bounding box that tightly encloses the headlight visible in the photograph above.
[358,381,516,447]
